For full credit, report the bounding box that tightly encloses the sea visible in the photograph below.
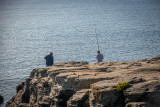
[0,0,160,106]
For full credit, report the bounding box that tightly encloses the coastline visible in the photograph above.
[6,54,160,107]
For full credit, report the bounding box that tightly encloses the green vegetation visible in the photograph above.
[90,84,101,103]
[116,82,130,92]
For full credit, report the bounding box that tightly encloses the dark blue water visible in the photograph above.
[0,0,160,106]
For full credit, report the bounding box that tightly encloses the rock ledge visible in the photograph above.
[6,55,160,107]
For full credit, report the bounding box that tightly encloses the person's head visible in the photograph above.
[97,50,100,53]
[50,52,53,55]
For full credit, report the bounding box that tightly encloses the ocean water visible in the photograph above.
[0,0,160,106]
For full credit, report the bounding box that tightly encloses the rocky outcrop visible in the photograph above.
[6,55,160,107]
[0,94,4,105]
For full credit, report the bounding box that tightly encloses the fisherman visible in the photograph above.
[44,52,54,66]
[95,50,103,63]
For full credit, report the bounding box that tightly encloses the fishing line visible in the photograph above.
[94,27,100,51]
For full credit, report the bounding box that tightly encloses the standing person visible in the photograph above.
[95,50,103,63]
[44,52,54,66]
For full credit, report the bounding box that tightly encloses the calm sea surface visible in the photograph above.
[0,0,160,106]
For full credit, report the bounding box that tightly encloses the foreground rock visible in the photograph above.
[6,55,160,107]
[0,94,4,105]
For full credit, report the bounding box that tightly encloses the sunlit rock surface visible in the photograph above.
[6,55,160,107]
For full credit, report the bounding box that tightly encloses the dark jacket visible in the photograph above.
[44,54,54,66]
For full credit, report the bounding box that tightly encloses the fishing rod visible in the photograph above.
[95,27,100,51]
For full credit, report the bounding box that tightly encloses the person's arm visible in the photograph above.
[44,55,47,59]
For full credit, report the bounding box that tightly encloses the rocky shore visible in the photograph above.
[0,94,4,105]
[6,55,160,107]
